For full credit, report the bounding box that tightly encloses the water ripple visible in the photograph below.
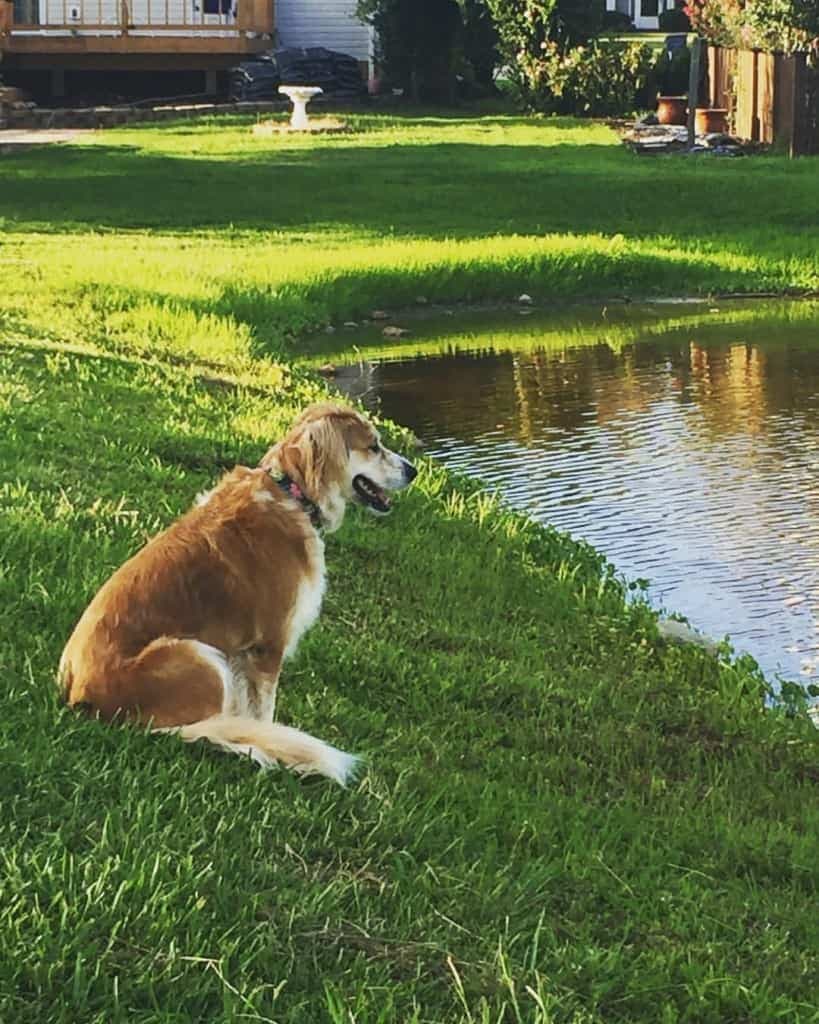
[342,320,819,686]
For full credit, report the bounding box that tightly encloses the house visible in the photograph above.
[0,0,371,96]
[605,0,677,31]
[276,0,372,71]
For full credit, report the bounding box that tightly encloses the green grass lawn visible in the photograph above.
[1,112,818,1023]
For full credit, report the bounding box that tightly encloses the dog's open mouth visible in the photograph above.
[353,474,392,514]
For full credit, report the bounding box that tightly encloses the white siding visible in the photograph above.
[275,0,370,62]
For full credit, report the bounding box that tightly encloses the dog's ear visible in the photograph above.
[287,414,348,500]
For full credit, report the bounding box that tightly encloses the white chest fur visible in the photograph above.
[283,533,327,660]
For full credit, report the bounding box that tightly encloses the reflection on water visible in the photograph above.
[337,310,819,685]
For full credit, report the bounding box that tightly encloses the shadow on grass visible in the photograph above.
[2,137,816,246]
[0,340,262,498]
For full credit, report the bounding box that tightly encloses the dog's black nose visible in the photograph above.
[403,459,418,482]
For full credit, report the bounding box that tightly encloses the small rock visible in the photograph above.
[518,293,533,305]
[656,617,720,653]
[382,325,410,339]
[415,295,429,305]
[371,309,389,320]
[317,363,336,376]
[324,325,336,334]
[705,132,735,148]
[343,321,358,328]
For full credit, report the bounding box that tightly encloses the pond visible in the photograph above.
[327,300,819,689]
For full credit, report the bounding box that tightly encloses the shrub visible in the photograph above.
[519,39,656,115]
[486,0,607,69]
[486,0,650,114]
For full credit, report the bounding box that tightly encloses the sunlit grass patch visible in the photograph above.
[1,111,818,1023]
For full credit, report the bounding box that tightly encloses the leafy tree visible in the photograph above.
[460,0,500,92]
[357,0,467,101]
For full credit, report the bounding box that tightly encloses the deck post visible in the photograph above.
[51,68,66,97]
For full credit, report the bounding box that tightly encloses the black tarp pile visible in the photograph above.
[229,48,366,102]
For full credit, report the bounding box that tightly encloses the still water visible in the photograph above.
[334,302,819,686]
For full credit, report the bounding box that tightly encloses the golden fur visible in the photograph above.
[58,402,416,783]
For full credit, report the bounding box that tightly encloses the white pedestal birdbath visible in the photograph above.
[278,85,323,130]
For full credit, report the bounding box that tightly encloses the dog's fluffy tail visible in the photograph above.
[162,714,359,786]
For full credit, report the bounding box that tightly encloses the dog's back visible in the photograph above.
[59,466,312,725]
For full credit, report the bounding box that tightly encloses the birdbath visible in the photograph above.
[278,85,323,130]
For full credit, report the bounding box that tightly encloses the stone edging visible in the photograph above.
[0,96,289,131]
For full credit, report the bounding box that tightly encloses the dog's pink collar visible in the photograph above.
[264,468,324,530]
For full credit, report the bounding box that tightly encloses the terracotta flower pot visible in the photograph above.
[656,95,687,126]
[695,108,729,135]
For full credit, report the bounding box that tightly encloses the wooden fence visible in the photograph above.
[706,45,818,156]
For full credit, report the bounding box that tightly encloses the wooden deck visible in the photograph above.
[0,0,273,70]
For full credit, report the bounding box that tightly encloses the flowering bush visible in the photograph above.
[685,0,819,52]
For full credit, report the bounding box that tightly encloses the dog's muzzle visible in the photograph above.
[353,457,417,515]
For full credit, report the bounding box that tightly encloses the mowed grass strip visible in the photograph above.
[1,113,818,371]
[0,112,818,1023]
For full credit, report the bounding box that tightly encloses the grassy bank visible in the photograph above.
[297,297,819,364]
[1,112,818,1023]
[2,113,818,371]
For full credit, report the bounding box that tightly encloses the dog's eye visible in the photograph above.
[369,442,380,454]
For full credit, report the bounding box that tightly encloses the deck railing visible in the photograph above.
[7,0,273,32]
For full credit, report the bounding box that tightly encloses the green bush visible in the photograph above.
[487,0,649,113]
[486,0,607,70]
[519,39,656,115]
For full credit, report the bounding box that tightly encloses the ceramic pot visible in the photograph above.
[695,108,729,135]
[656,96,687,126]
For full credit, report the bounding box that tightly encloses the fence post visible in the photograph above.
[687,37,703,148]
[791,52,818,157]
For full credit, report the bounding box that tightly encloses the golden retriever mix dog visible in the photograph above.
[59,402,417,785]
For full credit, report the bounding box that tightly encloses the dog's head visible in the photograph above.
[261,402,417,532]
